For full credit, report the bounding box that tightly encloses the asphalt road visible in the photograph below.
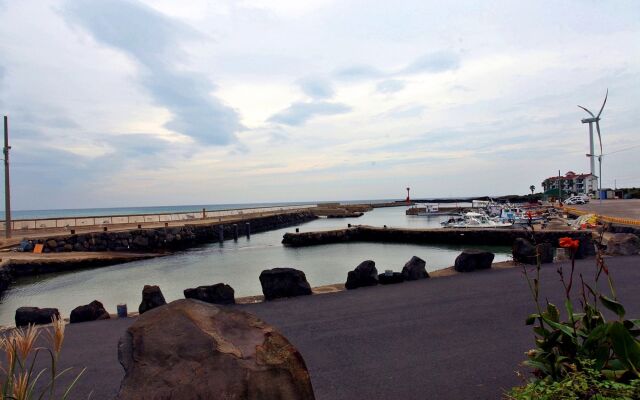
[20,255,640,399]
[571,198,640,219]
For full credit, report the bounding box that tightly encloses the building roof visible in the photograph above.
[543,172,594,181]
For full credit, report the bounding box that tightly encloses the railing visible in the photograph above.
[0,205,317,231]
[561,206,640,227]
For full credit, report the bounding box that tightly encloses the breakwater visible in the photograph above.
[282,225,596,258]
[26,211,316,253]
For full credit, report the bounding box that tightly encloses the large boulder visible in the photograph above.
[184,283,235,305]
[454,250,495,272]
[15,307,60,327]
[401,256,429,280]
[138,285,167,314]
[345,260,379,290]
[259,268,312,301]
[116,299,315,400]
[606,233,640,256]
[512,238,554,264]
[70,300,110,323]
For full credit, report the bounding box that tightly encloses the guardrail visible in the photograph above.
[0,205,317,231]
[561,206,640,227]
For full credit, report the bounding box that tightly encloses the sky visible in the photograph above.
[0,0,639,210]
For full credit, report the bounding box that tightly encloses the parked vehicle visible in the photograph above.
[564,196,587,205]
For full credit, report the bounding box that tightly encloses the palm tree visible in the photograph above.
[529,185,535,195]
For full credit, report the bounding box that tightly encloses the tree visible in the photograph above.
[529,185,535,195]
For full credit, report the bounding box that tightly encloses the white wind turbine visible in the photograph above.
[578,89,608,200]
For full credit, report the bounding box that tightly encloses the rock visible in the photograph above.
[70,300,110,323]
[606,233,640,256]
[512,238,554,264]
[454,250,495,272]
[345,260,379,290]
[46,239,57,249]
[138,285,167,314]
[15,307,60,327]
[184,283,235,305]
[378,272,405,285]
[116,299,315,400]
[401,256,429,280]
[259,268,312,301]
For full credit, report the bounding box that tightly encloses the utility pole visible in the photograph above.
[4,116,11,239]
[558,170,561,204]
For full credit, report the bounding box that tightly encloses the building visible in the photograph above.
[542,171,598,196]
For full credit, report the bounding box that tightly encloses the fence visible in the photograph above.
[561,206,640,227]
[0,205,317,232]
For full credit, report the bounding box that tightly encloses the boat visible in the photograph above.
[499,207,545,226]
[442,212,513,228]
[406,203,439,216]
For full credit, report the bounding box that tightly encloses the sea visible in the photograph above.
[0,202,499,327]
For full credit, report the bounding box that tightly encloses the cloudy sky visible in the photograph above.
[0,0,638,209]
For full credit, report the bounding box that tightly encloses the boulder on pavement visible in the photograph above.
[454,250,495,272]
[378,272,405,285]
[345,260,379,290]
[70,300,110,323]
[512,238,554,264]
[184,283,235,305]
[606,233,640,256]
[401,256,429,280]
[259,268,312,301]
[15,307,60,327]
[138,285,167,314]
[116,299,315,400]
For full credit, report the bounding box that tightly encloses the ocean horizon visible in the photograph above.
[0,197,483,221]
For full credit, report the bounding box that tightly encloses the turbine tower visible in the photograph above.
[578,89,607,188]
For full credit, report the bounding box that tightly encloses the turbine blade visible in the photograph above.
[595,121,603,155]
[577,105,595,117]
[596,88,608,118]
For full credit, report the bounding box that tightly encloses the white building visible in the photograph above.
[542,171,598,195]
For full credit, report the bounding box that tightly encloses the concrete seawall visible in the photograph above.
[25,211,317,253]
[282,225,596,258]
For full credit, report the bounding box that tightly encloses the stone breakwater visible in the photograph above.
[25,211,317,253]
[282,225,596,258]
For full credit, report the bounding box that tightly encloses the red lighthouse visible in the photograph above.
[406,187,410,204]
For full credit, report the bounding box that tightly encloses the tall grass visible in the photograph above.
[1,317,85,399]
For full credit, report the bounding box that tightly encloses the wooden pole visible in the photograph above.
[3,116,11,239]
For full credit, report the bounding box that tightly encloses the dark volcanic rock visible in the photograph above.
[70,300,110,323]
[401,256,429,280]
[259,268,312,301]
[454,250,495,272]
[138,285,167,314]
[116,299,315,400]
[15,307,60,327]
[184,283,235,305]
[345,260,379,290]
[378,272,405,285]
[512,238,554,264]
[606,233,640,256]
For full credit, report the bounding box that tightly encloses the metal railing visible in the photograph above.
[0,205,317,231]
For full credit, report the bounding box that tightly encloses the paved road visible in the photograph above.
[23,255,640,399]
[572,198,640,220]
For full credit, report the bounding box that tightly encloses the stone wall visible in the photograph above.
[282,226,596,258]
[26,211,316,254]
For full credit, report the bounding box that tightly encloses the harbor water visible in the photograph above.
[0,206,510,327]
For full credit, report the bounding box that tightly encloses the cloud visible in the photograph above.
[403,51,460,74]
[268,101,351,126]
[334,65,383,81]
[298,76,334,99]
[63,0,241,145]
[378,104,425,119]
[376,79,406,94]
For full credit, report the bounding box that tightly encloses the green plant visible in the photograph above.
[507,359,640,400]
[519,230,640,384]
[1,316,85,399]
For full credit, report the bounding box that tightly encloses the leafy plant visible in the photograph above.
[1,316,86,399]
[519,229,640,385]
[506,359,640,400]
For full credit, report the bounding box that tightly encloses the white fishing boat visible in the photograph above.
[442,212,513,228]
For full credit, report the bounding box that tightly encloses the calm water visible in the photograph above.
[0,207,510,327]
